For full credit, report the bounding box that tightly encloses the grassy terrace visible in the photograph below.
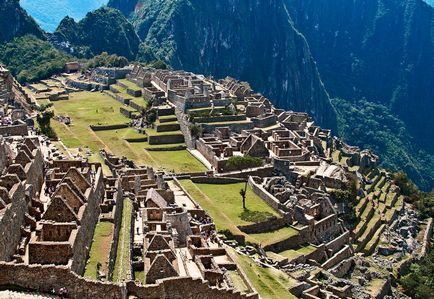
[178,180,299,244]
[84,221,114,279]
[272,245,317,260]
[228,248,297,299]
[50,91,206,173]
[118,79,142,91]
[113,198,132,282]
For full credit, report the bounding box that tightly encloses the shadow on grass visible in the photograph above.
[240,209,274,223]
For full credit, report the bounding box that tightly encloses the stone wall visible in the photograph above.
[0,261,258,299]
[0,183,27,261]
[191,177,246,184]
[156,122,180,132]
[237,217,287,234]
[0,262,122,299]
[194,115,246,124]
[263,226,308,252]
[90,123,129,131]
[0,123,28,136]
[248,176,286,213]
[201,121,254,134]
[148,134,184,145]
[108,184,124,280]
[70,168,104,275]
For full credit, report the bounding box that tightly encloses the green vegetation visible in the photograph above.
[393,172,434,219]
[226,155,263,172]
[113,198,132,282]
[0,35,71,83]
[248,226,299,246]
[228,248,297,299]
[333,98,434,191]
[85,52,129,69]
[55,7,141,59]
[35,102,56,138]
[84,221,114,279]
[399,250,434,299]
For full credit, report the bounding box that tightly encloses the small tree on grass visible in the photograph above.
[239,180,248,210]
[190,124,203,139]
[226,155,263,172]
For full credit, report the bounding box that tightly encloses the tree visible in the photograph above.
[189,124,203,139]
[36,103,56,138]
[226,155,263,172]
[239,180,248,210]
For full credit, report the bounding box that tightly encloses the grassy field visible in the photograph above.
[50,91,206,173]
[228,248,297,299]
[84,221,114,279]
[177,180,297,244]
[273,245,317,260]
[113,198,132,282]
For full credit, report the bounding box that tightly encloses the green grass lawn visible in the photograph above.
[179,180,287,244]
[248,226,299,246]
[84,221,114,280]
[113,198,132,282]
[228,248,297,299]
[50,91,206,173]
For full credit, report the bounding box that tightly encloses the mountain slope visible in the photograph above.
[286,0,434,154]
[54,7,141,59]
[120,0,337,131]
[0,0,45,44]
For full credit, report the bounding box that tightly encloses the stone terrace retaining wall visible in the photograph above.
[108,182,124,280]
[237,217,287,234]
[191,176,246,184]
[90,123,129,131]
[148,134,184,145]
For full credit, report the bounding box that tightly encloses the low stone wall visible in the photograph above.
[263,226,307,252]
[219,166,274,179]
[90,123,129,131]
[147,145,187,151]
[104,90,130,105]
[237,217,287,234]
[148,134,184,145]
[191,177,246,184]
[156,122,180,132]
[125,137,148,143]
[321,245,352,270]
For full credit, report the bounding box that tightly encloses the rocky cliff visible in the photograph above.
[286,0,434,154]
[0,0,45,44]
[115,0,337,131]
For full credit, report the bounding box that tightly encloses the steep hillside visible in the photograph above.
[53,7,141,59]
[107,0,138,17]
[117,0,337,131]
[0,0,45,44]
[286,0,434,154]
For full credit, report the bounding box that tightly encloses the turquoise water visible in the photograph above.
[21,0,108,32]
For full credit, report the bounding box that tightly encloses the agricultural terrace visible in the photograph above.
[178,180,299,245]
[50,91,206,173]
[84,221,114,279]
